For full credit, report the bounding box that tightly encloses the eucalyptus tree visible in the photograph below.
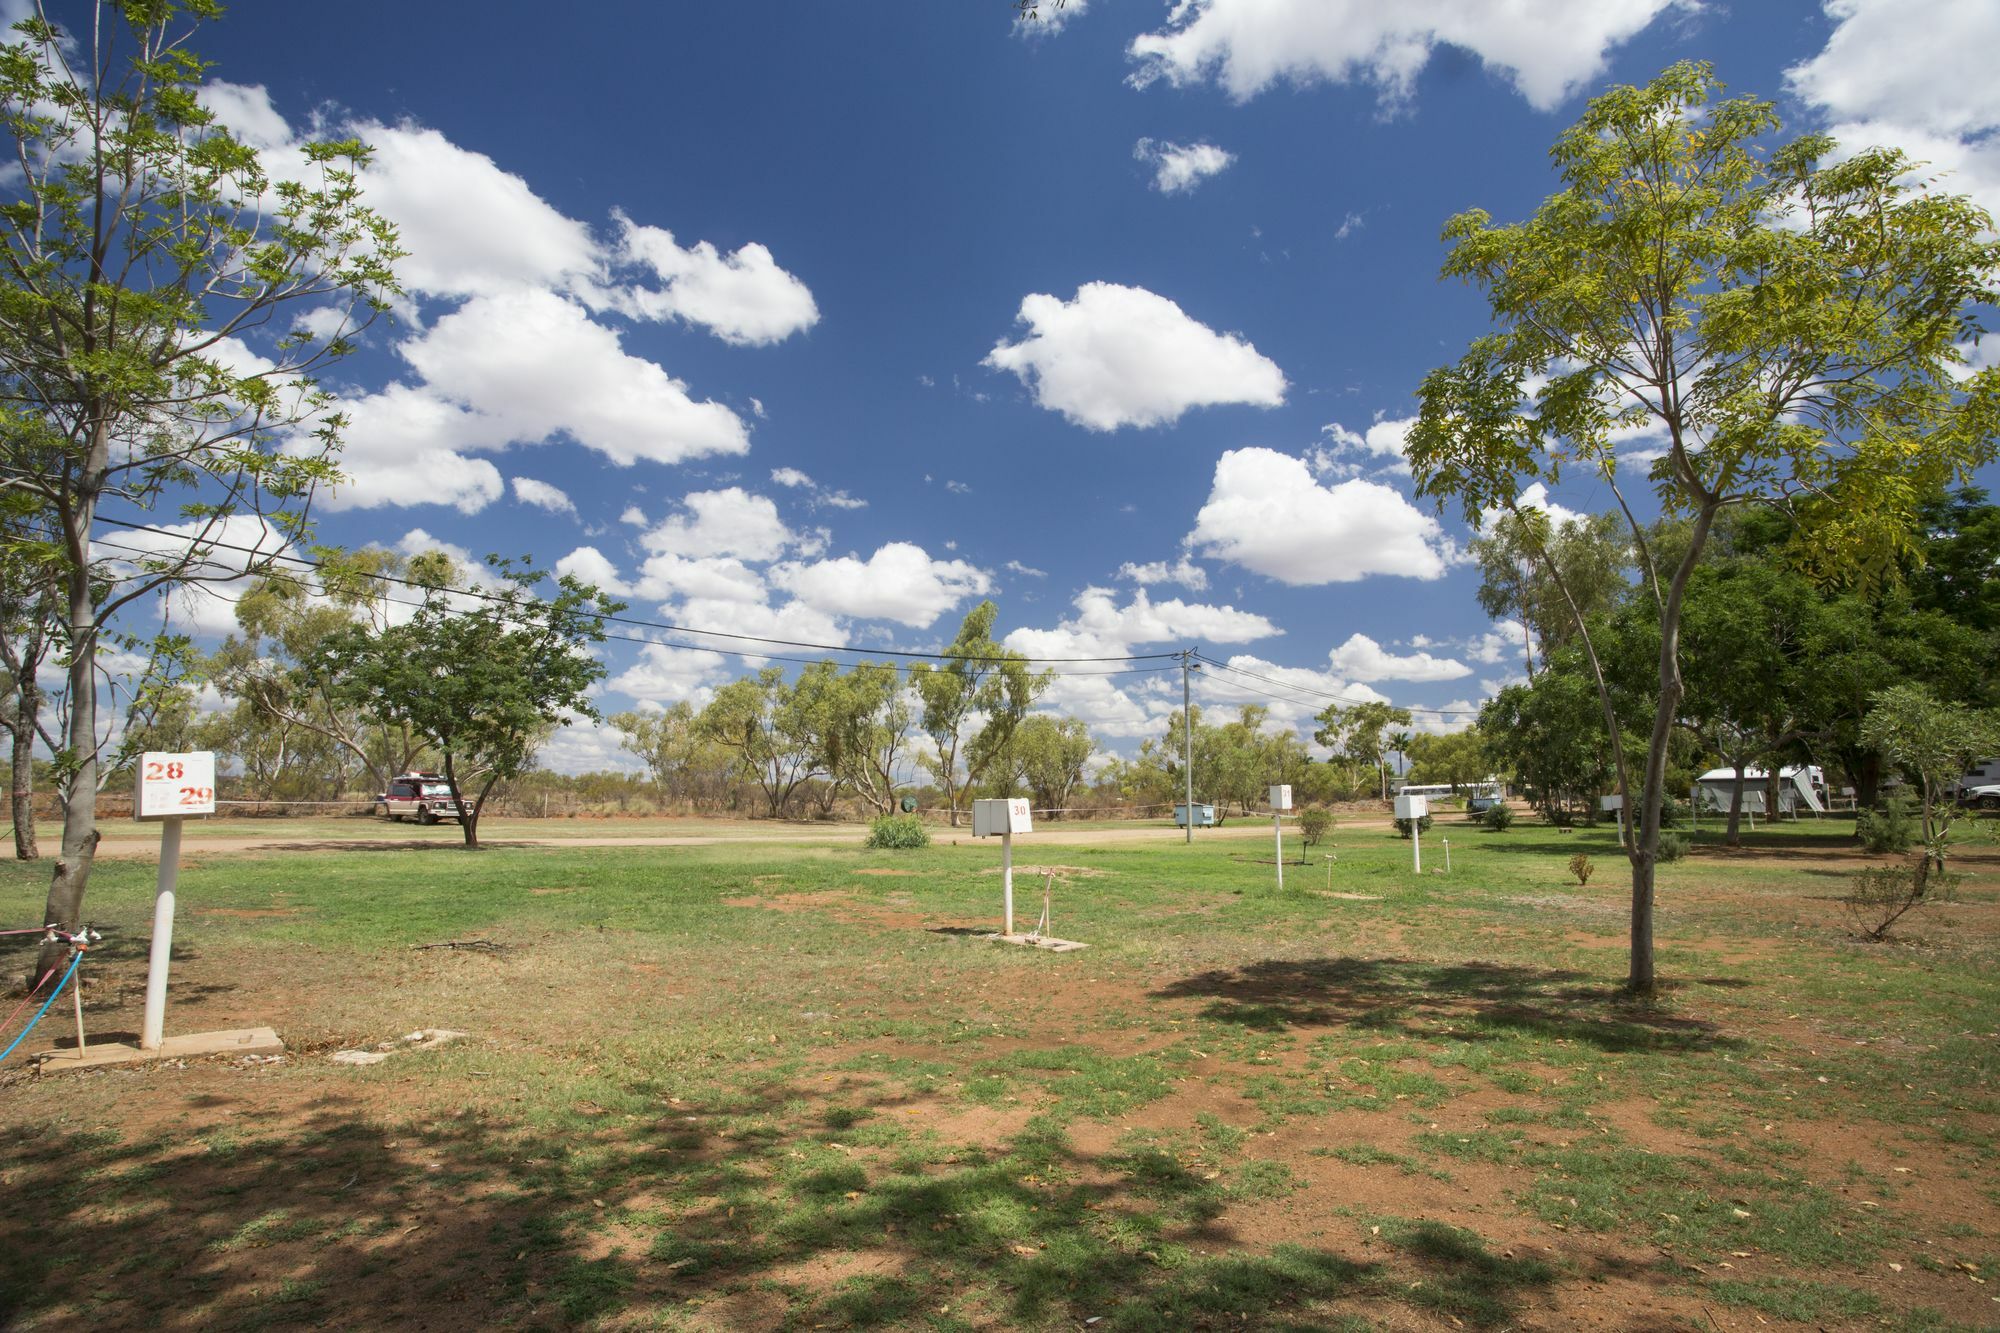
[1407,63,2000,992]
[1003,714,1094,817]
[697,666,821,820]
[1313,699,1412,801]
[908,602,1049,826]
[313,560,619,848]
[0,1,399,975]
[206,548,427,800]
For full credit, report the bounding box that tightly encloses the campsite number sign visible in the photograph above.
[136,751,216,820]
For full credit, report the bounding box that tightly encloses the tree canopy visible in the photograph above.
[1408,61,2000,991]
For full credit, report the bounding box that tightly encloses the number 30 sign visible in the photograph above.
[136,751,216,820]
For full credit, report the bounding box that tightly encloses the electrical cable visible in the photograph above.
[1194,652,1483,718]
[84,533,1188,681]
[90,516,1180,663]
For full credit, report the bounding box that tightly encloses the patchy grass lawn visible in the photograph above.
[1,815,1995,1330]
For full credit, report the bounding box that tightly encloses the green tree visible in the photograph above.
[206,549,428,800]
[1313,700,1412,801]
[1471,508,1630,678]
[1407,63,2000,992]
[788,659,911,818]
[696,666,821,819]
[0,495,60,857]
[313,559,619,848]
[1004,714,1095,817]
[1859,684,2000,871]
[1403,727,1490,793]
[1479,659,1613,822]
[610,703,701,801]
[908,602,1048,826]
[1,2,399,974]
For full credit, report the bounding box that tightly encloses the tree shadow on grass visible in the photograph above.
[1150,956,1742,1055]
[0,1064,1580,1331]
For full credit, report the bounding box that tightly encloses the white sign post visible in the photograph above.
[1395,793,1429,874]
[1601,794,1626,841]
[973,798,1034,935]
[1268,784,1292,892]
[135,751,214,1051]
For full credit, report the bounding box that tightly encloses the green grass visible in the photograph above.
[0,815,1994,1329]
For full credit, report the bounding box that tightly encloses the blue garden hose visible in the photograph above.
[0,950,84,1065]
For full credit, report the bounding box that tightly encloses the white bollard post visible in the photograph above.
[141,816,183,1051]
[1443,838,1451,874]
[1274,813,1284,892]
[1001,826,1014,936]
[1413,822,1422,875]
[72,964,86,1057]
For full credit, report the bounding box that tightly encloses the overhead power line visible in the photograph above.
[1194,652,1484,718]
[90,516,1179,665]
[85,532,1186,683]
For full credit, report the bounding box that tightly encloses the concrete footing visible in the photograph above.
[31,1026,284,1071]
[983,933,1088,952]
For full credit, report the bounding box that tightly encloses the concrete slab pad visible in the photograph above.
[31,1026,284,1071]
[984,932,1089,953]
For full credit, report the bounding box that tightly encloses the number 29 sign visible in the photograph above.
[136,751,216,820]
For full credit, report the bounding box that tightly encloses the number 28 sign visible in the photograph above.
[136,751,216,820]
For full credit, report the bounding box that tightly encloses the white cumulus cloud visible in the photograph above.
[511,477,576,514]
[985,282,1286,431]
[608,213,820,346]
[1787,0,2000,219]
[769,543,992,629]
[1118,555,1209,591]
[1134,138,1236,194]
[1326,632,1471,683]
[1127,0,1687,111]
[1187,447,1452,585]
[640,488,795,562]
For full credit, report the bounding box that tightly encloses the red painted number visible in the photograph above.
[178,786,212,806]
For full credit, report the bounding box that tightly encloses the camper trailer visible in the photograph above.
[1958,758,2000,798]
[1693,765,1829,817]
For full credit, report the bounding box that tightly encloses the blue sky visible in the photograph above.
[123,0,2000,771]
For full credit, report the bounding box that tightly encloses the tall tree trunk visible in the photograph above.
[1725,759,1747,846]
[34,557,100,987]
[1624,500,1716,996]
[9,698,37,860]
[443,751,481,849]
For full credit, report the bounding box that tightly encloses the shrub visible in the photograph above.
[1568,853,1594,886]
[1856,795,1918,854]
[1298,805,1334,847]
[1656,831,1690,862]
[1480,802,1514,832]
[864,814,930,849]
[1844,858,1956,940]
[1658,798,1691,829]
[1393,814,1434,839]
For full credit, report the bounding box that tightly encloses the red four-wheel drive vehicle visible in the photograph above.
[374,772,466,824]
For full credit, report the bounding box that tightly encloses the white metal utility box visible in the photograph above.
[1268,784,1293,811]
[972,798,1033,837]
[1393,793,1429,820]
[1600,795,1625,813]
